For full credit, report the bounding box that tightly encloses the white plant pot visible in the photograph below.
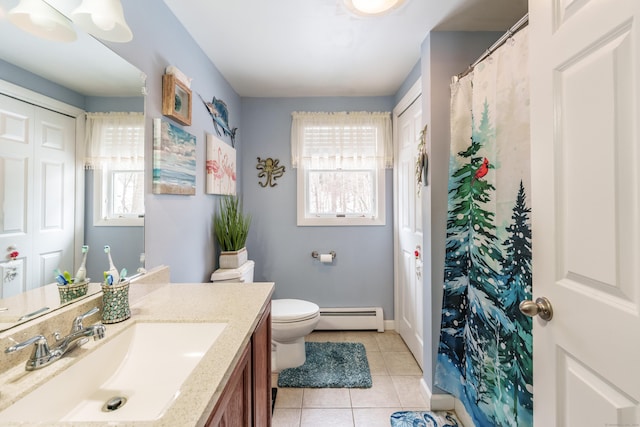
[219,247,248,269]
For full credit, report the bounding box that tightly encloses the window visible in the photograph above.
[84,112,145,226]
[291,111,392,226]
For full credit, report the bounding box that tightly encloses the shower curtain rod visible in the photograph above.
[455,13,529,81]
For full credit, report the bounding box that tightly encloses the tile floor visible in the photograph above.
[271,330,429,427]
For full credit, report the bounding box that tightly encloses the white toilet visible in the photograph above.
[211,260,320,372]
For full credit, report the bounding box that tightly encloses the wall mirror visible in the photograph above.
[0,0,145,331]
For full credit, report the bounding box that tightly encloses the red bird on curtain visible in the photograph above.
[472,157,490,184]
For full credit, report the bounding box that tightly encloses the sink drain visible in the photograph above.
[102,396,127,412]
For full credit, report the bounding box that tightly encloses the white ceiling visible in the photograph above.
[163,0,528,98]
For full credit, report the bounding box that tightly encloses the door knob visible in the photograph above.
[519,297,553,321]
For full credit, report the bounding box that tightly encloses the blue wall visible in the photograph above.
[395,60,421,105]
[241,97,395,317]
[108,0,241,282]
[0,59,86,108]
[106,1,400,317]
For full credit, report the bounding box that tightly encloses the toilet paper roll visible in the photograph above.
[319,253,333,263]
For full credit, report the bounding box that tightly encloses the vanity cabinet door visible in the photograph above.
[252,303,271,427]
[206,302,272,427]
[205,343,252,427]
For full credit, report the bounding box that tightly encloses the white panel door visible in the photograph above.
[33,107,75,290]
[529,0,640,425]
[0,94,33,297]
[0,94,75,296]
[395,94,424,368]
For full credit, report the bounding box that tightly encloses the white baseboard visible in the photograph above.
[418,379,476,426]
[384,319,395,331]
[418,378,455,410]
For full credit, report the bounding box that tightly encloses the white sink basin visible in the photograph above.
[1,322,227,422]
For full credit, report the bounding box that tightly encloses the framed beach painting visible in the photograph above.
[206,133,236,195]
[153,118,197,195]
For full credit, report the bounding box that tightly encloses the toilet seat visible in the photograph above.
[272,299,319,324]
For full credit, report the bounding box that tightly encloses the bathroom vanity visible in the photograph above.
[0,274,274,426]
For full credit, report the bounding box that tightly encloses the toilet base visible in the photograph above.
[271,337,306,372]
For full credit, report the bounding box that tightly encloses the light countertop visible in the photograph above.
[0,281,274,426]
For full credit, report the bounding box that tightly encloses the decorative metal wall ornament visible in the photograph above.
[199,94,238,147]
[4,246,19,283]
[256,157,285,187]
[415,124,429,194]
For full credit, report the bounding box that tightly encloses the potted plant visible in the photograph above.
[214,195,251,269]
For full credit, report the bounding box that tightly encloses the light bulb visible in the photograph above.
[344,0,406,16]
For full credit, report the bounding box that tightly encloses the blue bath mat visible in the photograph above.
[390,411,462,427]
[277,342,372,388]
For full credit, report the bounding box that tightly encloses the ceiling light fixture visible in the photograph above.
[343,0,406,16]
[8,0,77,42]
[71,0,133,43]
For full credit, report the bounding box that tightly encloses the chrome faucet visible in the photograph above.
[5,307,106,371]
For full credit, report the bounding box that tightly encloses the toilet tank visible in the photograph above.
[210,260,255,283]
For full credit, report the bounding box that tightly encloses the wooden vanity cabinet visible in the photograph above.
[205,303,272,427]
[252,303,271,426]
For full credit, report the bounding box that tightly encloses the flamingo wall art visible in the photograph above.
[206,133,236,195]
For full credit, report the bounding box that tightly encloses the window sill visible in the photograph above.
[297,216,385,227]
[94,217,144,227]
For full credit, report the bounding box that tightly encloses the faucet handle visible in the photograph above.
[5,334,50,357]
[70,307,100,333]
[6,335,57,370]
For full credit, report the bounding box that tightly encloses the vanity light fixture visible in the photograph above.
[8,0,77,42]
[343,0,406,16]
[71,0,133,43]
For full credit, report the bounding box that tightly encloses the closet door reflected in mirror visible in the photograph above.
[0,93,76,298]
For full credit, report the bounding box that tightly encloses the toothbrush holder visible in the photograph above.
[57,279,89,304]
[101,280,131,324]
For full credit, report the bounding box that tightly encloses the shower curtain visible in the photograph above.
[434,27,532,427]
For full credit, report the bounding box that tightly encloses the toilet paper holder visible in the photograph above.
[311,251,336,260]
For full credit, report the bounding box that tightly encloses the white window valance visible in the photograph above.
[291,111,393,169]
[84,112,144,170]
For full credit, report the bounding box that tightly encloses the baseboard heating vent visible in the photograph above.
[316,307,384,332]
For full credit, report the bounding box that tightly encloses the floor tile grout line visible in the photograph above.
[273,330,427,426]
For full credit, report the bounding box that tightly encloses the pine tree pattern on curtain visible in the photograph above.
[435,27,532,427]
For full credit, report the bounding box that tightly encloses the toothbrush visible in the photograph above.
[137,253,146,274]
[75,245,89,282]
[54,269,68,285]
[119,268,127,282]
[104,245,120,285]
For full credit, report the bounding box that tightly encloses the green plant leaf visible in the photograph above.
[213,195,251,251]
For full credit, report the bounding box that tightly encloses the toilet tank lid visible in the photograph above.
[210,260,254,282]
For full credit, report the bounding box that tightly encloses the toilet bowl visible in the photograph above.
[271,299,320,371]
[210,260,320,372]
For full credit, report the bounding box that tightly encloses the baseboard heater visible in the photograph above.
[316,307,384,332]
